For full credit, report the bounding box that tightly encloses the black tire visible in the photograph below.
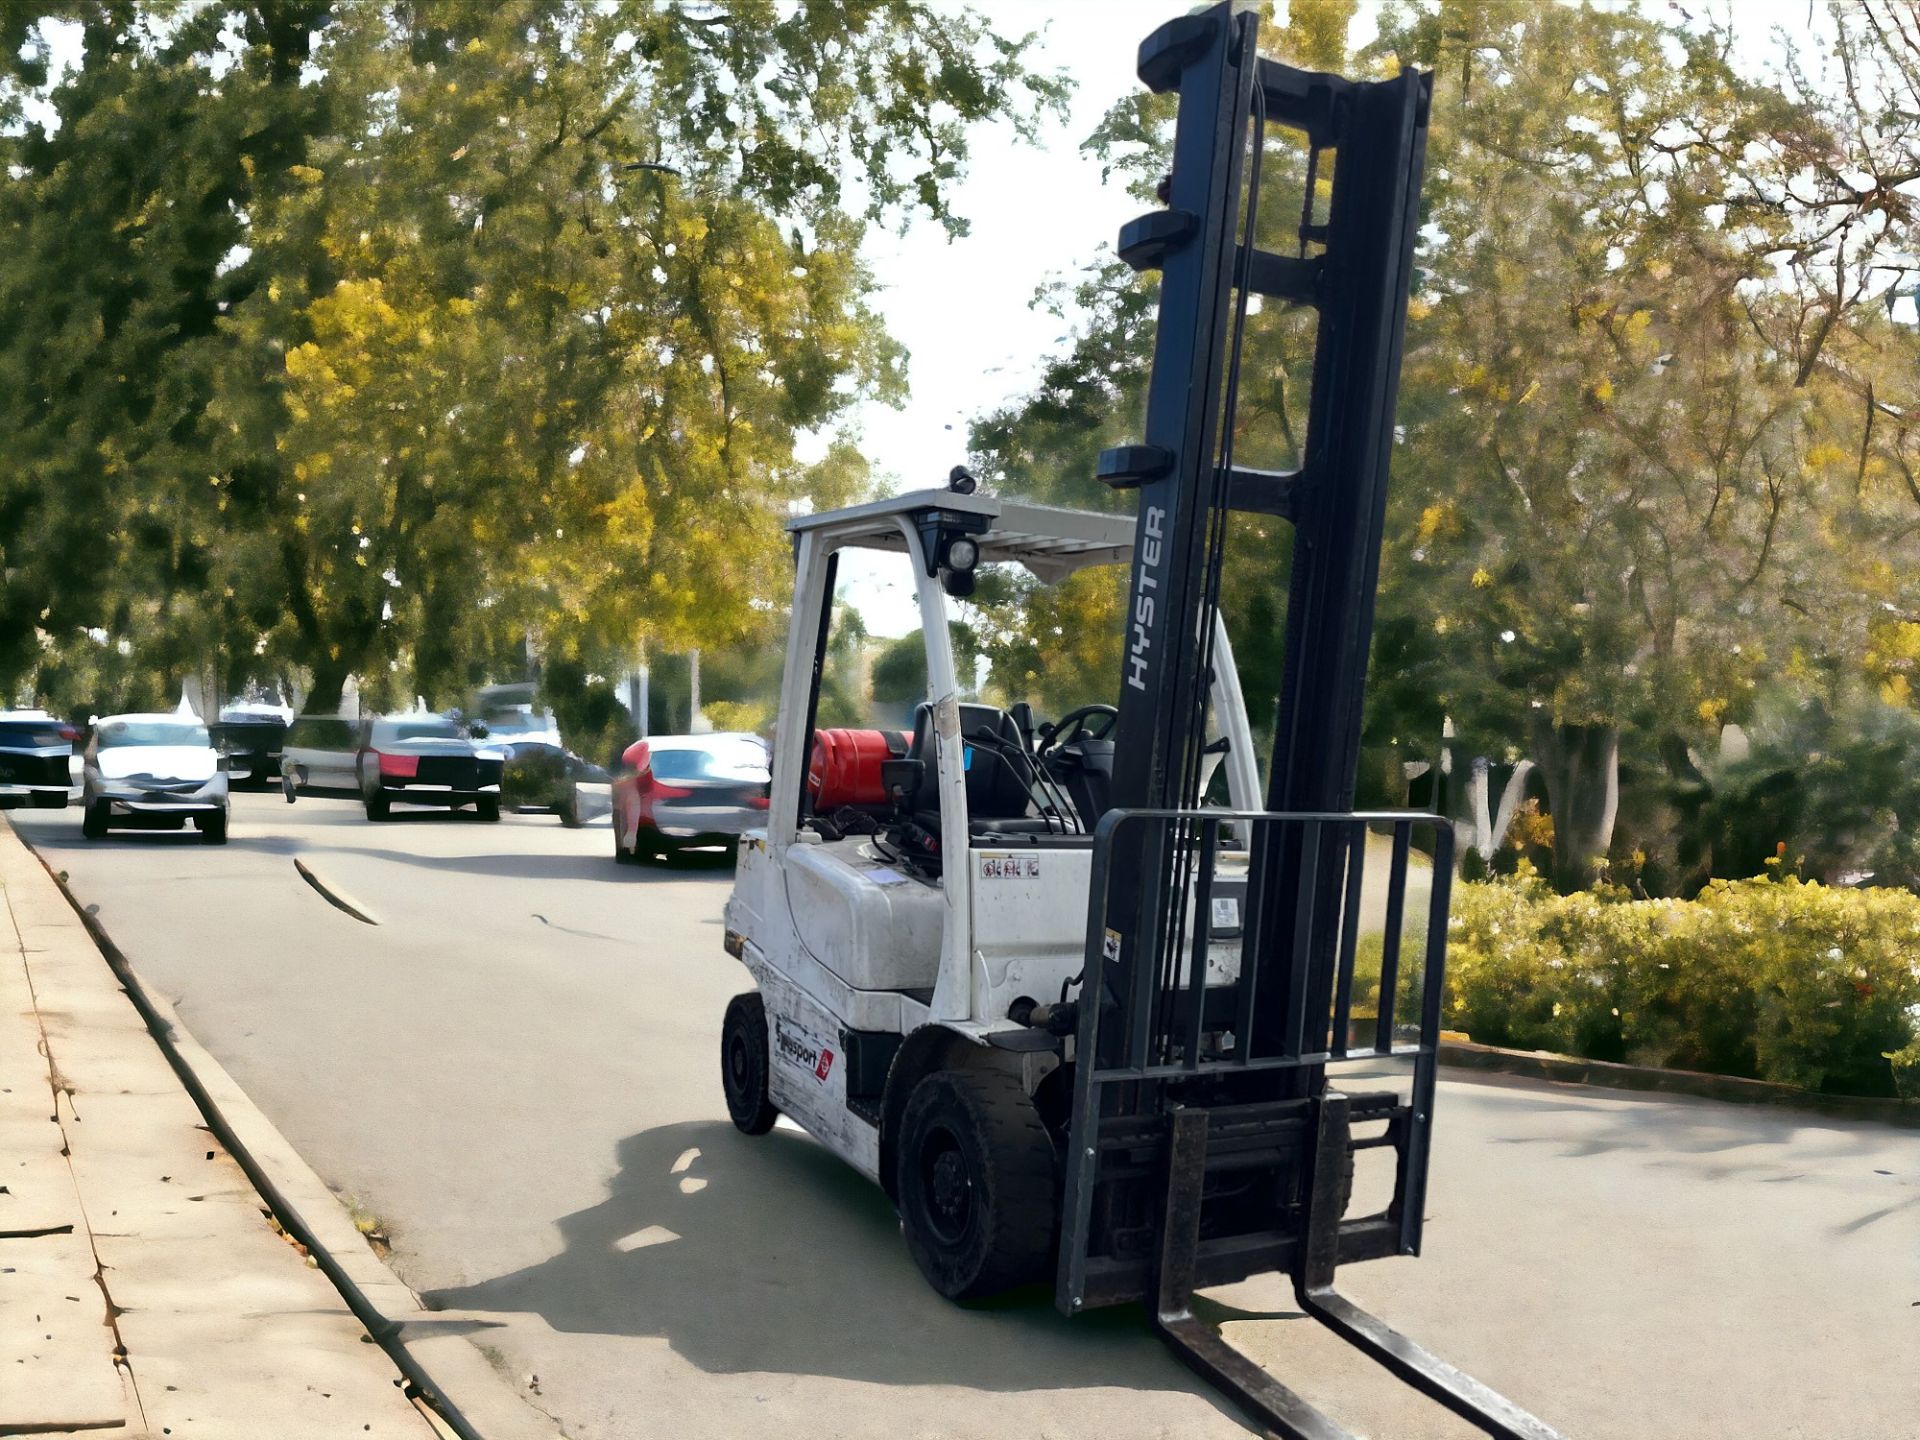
[32,792,68,810]
[200,810,228,845]
[282,769,299,804]
[896,1067,1057,1301]
[557,791,582,828]
[82,799,108,839]
[721,992,779,1136]
[476,796,501,822]
[365,790,390,821]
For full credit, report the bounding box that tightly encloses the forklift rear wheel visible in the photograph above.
[721,992,779,1135]
[896,1067,1056,1302]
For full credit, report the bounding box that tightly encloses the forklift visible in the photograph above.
[719,5,1564,1436]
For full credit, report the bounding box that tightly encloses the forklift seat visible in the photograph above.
[904,703,1056,835]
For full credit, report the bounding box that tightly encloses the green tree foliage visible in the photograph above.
[0,2,330,698]
[971,0,1920,892]
[1679,685,1920,891]
[870,621,979,708]
[0,0,1067,711]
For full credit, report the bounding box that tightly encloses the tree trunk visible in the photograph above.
[1464,755,1538,861]
[304,657,352,715]
[1529,717,1620,893]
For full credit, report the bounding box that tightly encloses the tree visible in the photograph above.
[1370,1,1915,889]
[0,1,1068,712]
[0,2,331,703]
[973,0,1918,892]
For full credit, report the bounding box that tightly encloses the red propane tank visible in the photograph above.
[809,727,909,809]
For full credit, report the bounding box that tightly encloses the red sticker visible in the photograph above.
[815,1049,834,1081]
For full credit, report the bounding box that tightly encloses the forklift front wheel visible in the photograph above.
[721,992,779,1135]
[896,1067,1056,1302]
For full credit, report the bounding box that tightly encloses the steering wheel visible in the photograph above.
[1038,704,1119,755]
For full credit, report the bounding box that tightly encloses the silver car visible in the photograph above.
[82,714,230,843]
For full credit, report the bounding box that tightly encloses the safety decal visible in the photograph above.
[979,855,1041,879]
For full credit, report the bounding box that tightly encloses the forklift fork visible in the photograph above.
[1153,1099,1564,1440]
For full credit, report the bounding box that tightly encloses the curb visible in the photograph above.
[12,822,568,1440]
[1438,1038,1920,1127]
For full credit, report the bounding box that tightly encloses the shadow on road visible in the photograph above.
[424,1120,1219,1403]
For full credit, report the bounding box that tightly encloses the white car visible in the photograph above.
[82,713,230,844]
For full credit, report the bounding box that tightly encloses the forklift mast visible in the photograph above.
[1058,6,1564,1438]
[1098,6,1424,1061]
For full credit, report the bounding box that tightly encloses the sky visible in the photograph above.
[827,0,1181,635]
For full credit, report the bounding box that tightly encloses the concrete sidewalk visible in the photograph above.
[0,822,445,1437]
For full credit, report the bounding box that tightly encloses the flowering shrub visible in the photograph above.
[1439,872,1920,1097]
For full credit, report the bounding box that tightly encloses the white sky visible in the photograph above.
[831,0,1179,634]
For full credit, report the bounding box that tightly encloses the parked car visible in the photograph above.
[611,732,771,862]
[474,702,561,746]
[210,704,288,788]
[280,713,361,797]
[356,713,504,821]
[0,710,76,809]
[82,713,229,843]
[498,739,610,826]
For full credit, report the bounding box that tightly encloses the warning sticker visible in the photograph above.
[978,855,1041,880]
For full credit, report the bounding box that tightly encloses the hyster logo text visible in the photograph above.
[1127,506,1166,692]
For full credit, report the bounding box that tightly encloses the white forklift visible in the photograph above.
[722,486,1262,1282]
[719,7,1563,1438]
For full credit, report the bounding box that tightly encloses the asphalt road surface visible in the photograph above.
[10,791,1917,1440]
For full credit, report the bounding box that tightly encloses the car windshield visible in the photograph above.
[652,742,769,780]
[96,720,209,749]
[386,719,464,741]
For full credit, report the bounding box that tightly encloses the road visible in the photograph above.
[10,790,1918,1440]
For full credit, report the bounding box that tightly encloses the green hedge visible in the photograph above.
[1435,872,1920,1098]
